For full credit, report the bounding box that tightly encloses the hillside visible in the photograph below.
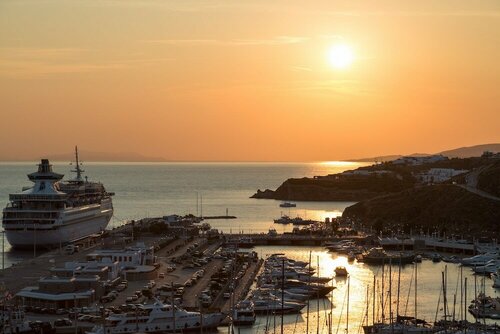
[349,143,500,162]
[477,160,500,197]
[342,185,500,237]
[252,172,415,201]
[439,143,500,158]
[252,156,497,201]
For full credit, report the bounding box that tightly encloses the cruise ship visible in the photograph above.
[2,147,113,249]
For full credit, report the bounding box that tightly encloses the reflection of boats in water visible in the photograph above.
[361,247,415,265]
[279,202,296,208]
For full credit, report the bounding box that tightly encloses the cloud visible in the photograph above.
[323,10,500,18]
[142,36,308,46]
[0,47,173,78]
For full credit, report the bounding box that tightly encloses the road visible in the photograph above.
[457,165,500,201]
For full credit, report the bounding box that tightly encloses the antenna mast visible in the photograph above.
[72,146,84,181]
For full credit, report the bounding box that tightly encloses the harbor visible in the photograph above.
[2,212,500,333]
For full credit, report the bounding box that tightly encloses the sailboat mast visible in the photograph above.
[442,272,447,329]
[381,263,385,323]
[347,276,350,334]
[317,256,320,334]
[389,260,393,334]
[373,276,376,325]
[464,277,467,323]
[306,251,311,334]
[414,262,418,323]
[281,258,284,334]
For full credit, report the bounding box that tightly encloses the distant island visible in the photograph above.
[348,143,500,162]
[251,144,500,237]
[252,146,500,202]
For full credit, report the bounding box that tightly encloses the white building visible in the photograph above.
[419,168,468,183]
[392,155,448,166]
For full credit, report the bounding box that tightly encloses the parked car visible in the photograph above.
[54,318,73,327]
[77,315,93,322]
[126,295,138,302]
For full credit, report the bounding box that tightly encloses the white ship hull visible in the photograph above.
[4,203,112,249]
[90,313,225,334]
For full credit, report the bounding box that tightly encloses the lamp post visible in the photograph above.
[2,230,5,270]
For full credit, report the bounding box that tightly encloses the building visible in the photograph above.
[16,276,101,309]
[86,242,158,281]
[419,168,468,183]
[392,155,448,166]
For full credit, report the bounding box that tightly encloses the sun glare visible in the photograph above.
[328,44,354,69]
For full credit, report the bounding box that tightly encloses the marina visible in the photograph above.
[2,213,500,333]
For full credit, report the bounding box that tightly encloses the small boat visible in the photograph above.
[461,252,500,267]
[492,270,500,288]
[442,255,460,263]
[268,228,278,237]
[280,202,297,208]
[274,215,293,224]
[335,266,348,277]
[252,298,305,314]
[274,215,317,226]
[472,260,500,275]
[361,248,415,265]
[233,300,256,326]
[431,253,442,263]
[468,293,500,319]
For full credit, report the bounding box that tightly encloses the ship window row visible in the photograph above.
[3,212,59,219]
[3,220,54,225]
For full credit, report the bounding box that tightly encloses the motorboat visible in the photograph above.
[472,260,500,275]
[335,266,348,277]
[361,248,415,265]
[233,300,256,326]
[461,253,500,267]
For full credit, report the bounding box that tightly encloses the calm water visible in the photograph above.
[233,246,500,334]
[0,161,367,266]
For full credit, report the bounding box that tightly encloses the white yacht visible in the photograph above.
[461,253,500,267]
[88,301,225,334]
[2,147,113,249]
[233,300,256,326]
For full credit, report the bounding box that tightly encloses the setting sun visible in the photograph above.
[328,44,354,69]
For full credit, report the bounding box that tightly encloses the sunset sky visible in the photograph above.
[1,0,499,161]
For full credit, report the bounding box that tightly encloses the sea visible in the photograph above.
[1,162,498,333]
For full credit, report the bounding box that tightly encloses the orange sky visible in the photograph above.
[0,0,499,161]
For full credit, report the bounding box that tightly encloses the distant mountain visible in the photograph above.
[349,143,500,162]
[439,143,500,158]
[45,150,167,162]
[351,153,429,163]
